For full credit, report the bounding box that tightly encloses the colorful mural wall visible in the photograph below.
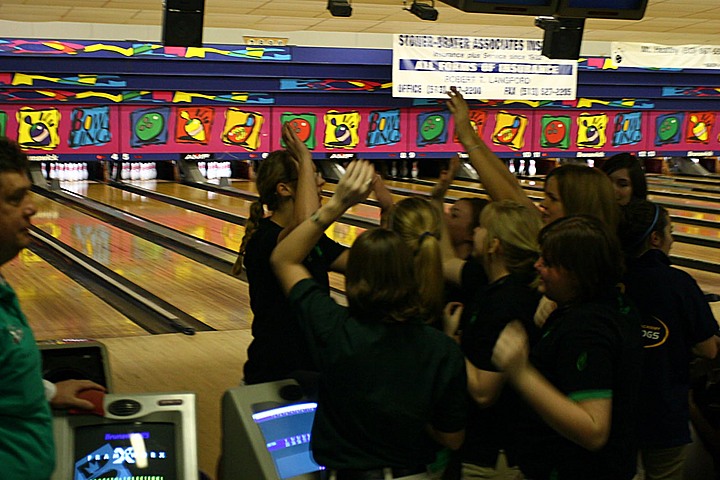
[6,103,720,160]
[4,38,720,162]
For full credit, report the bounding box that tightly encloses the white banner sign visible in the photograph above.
[392,34,577,101]
[612,42,720,69]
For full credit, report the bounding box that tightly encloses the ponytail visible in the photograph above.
[231,200,266,276]
[231,149,298,276]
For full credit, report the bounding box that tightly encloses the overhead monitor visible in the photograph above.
[51,392,198,480]
[218,379,324,480]
[438,0,560,16]
[556,0,648,19]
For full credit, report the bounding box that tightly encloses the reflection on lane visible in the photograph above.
[3,251,148,341]
[29,191,251,331]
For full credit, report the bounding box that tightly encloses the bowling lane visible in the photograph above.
[672,242,720,266]
[2,253,149,341]
[681,268,720,321]
[84,182,353,293]
[648,175,720,194]
[84,182,246,253]
[29,191,251,331]
[132,180,372,248]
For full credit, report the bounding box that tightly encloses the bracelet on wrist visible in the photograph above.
[310,209,332,229]
[466,144,482,153]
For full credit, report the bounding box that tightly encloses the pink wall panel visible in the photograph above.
[118,105,272,159]
[269,107,407,159]
[532,109,648,159]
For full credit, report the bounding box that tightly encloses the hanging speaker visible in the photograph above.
[163,0,205,48]
[538,17,585,60]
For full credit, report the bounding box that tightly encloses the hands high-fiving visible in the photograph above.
[333,160,376,209]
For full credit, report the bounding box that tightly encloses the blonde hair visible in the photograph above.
[231,151,297,276]
[389,197,444,323]
[481,200,542,280]
[547,164,620,232]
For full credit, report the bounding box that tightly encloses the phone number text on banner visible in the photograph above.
[392,34,578,101]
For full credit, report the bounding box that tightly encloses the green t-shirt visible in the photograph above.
[0,279,55,479]
[289,278,467,470]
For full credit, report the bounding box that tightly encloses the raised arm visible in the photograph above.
[446,87,537,214]
[282,122,320,231]
[372,173,396,228]
[431,154,460,208]
[271,160,375,295]
[492,321,611,451]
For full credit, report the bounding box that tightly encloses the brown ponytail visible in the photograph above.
[231,150,297,277]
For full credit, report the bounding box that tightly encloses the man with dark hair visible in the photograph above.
[0,137,104,479]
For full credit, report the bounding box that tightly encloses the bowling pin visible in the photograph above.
[587,159,595,168]
[508,160,516,175]
[519,159,526,176]
[528,160,537,176]
[131,162,140,180]
[411,161,418,179]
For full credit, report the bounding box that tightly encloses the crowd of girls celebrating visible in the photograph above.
[232,87,718,480]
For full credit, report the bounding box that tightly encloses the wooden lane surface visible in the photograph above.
[28,190,252,332]
[85,181,246,253]
[648,174,720,190]
[1,253,149,341]
[113,182,352,294]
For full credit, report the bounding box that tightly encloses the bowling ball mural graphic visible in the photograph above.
[416,111,450,147]
[540,116,570,149]
[576,115,607,149]
[135,112,165,141]
[280,113,317,149]
[421,115,445,142]
[545,120,566,145]
[658,116,679,142]
[130,107,170,147]
[17,108,61,150]
[288,118,312,142]
[653,113,683,147]
[324,111,360,149]
[24,117,52,146]
[333,121,352,145]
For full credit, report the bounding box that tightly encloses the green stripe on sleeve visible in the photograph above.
[568,389,613,402]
